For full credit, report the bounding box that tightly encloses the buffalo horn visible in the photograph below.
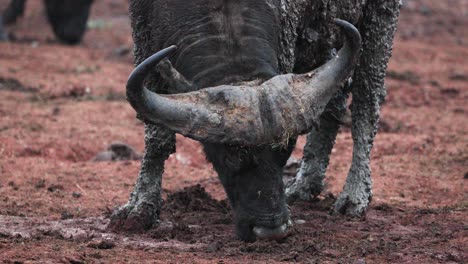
[126,19,361,145]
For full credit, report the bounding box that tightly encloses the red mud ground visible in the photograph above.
[0,0,467,263]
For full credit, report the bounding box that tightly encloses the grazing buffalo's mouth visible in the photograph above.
[235,213,291,242]
[253,222,290,240]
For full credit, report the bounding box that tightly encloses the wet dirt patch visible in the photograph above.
[164,185,230,214]
[0,187,466,263]
[0,77,36,93]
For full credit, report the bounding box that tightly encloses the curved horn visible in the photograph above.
[126,19,361,145]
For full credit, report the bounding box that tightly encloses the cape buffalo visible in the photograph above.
[0,0,94,44]
[110,0,401,242]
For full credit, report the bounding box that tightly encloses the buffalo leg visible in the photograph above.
[3,0,26,25]
[109,0,176,231]
[109,125,175,231]
[0,18,7,40]
[285,89,348,202]
[44,0,93,45]
[0,0,27,41]
[333,0,401,216]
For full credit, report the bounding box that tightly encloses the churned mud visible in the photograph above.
[0,0,467,263]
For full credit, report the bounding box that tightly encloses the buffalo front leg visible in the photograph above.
[285,89,348,202]
[0,17,7,41]
[0,0,27,41]
[333,0,401,216]
[3,0,26,24]
[109,124,175,231]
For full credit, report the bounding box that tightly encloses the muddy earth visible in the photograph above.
[0,0,467,263]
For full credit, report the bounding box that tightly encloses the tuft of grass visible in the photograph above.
[87,19,112,29]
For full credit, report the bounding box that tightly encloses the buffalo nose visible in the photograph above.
[253,223,289,240]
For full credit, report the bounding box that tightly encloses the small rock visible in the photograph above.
[419,5,432,16]
[34,179,46,189]
[449,72,468,81]
[389,253,404,261]
[108,142,142,160]
[88,252,103,259]
[440,88,460,97]
[281,251,300,262]
[75,65,100,74]
[68,86,87,98]
[92,151,114,162]
[52,106,61,116]
[65,257,84,264]
[114,45,132,57]
[386,70,420,84]
[206,241,222,253]
[92,142,142,162]
[429,80,439,87]
[8,181,19,190]
[87,239,116,250]
[323,249,340,258]
[294,219,306,225]
[72,192,82,198]
[61,210,74,220]
[464,172,468,179]
[47,184,64,192]
[378,119,393,132]
[353,259,366,264]
[446,251,462,262]
[30,41,39,48]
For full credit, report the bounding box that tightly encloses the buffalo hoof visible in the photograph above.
[333,189,371,216]
[285,177,324,204]
[108,202,159,232]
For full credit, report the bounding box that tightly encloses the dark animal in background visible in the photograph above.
[0,0,94,44]
[110,0,401,242]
